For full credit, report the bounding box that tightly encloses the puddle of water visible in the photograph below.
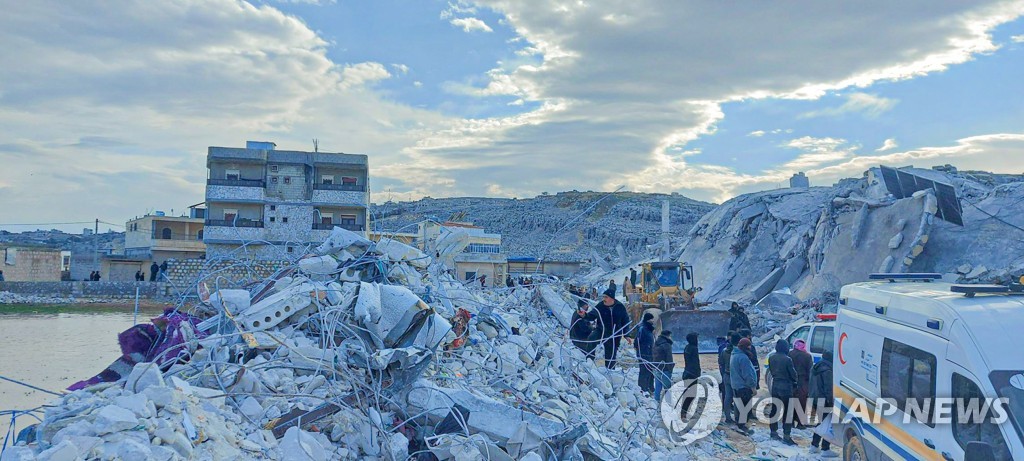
[0,306,163,438]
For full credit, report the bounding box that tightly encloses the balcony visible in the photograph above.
[312,222,364,231]
[207,178,265,188]
[313,183,366,192]
[205,219,264,228]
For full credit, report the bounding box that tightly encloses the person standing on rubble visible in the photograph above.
[739,329,760,389]
[506,274,514,289]
[608,279,617,297]
[768,339,799,446]
[729,302,751,333]
[718,335,735,424]
[150,261,159,282]
[630,267,638,288]
[570,300,597,359]
[809,350,836,457]
[653,329,674,400]
[790,339,813,427]
[479,274,486,288]
[635,312,656,394]
[678,332,701,417]
[730,337,757,435]
[596,288,630,369]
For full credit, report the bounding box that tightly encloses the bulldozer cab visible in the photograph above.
[639,262,696,309]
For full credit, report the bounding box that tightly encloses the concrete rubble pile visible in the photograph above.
[4,227,736,461]
[0,291,98,305]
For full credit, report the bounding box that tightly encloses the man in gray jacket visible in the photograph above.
[730,337,758,434]
[768,339,799,445]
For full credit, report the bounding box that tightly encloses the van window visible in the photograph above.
[809,326,834,355]
[952,373,1012,461]
[787,326,810,346]
[990,371,1024,448]
[881,339,936,426]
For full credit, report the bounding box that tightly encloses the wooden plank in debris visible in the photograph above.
[266,393,361,438]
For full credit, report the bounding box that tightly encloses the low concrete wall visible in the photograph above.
[163,258,291,293]
[0,281,170,299]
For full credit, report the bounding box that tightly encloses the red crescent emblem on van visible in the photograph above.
[838,332,848,365]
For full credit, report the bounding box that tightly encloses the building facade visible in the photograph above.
[790,172,810,188]
[102,209,208,281]
[204,141,369,260]
[418,221,507,286]
[2,246,63,281]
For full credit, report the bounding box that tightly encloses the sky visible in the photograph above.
[1,0,1024,233]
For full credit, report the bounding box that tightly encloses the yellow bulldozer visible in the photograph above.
[628,262,731,353]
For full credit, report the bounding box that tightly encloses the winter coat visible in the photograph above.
[570,310,594,342]
[653,332,674,372]
[789,348,813,393]
[730,347,758,390]
[636,321,655,361]
[768,340,798,397]
[729,310,751,333]
[809,358,834,403]
[744,344,761,386]
[718,344,732,383]
[608,281,617,295]
[611,301,631,338]
[681,333,701,380]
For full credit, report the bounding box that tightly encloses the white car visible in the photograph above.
[764,313,835,391]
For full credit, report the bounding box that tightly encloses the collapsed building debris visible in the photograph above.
[3,226,736,461]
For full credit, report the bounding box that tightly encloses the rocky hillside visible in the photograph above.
[372,191,715,263]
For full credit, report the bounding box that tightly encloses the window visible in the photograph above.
[465,271,477,281]
[226,169,240,180]
[322,175,334,185]
[340,214,357,225]
[809,326,834,355]
[464,243,501,254]
[319,212,333,225]
[270,205,276,211]
[881,339,936,426]
[287,246,294,253]
[271,176,278,184]
[270,217,276,223]
[342,176,357,185]
[197,230,203,240]
[270,165,278,173]
[787,326,811,346]
[952,373,1012,461]
[161,228,172,239]
[282,217,288,223]
[223,209,238,222]
[284,176,291,185]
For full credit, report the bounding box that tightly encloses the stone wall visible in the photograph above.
[163,258,292,292]
[0,281,169,299]
[3,248,63,281]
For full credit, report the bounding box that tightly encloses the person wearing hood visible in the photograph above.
[570,300,597,359]
[790,339,814,427]
[635,312,656,394]
[718,335,735,423]
[653,329,674,401]
[608,279,617,297]
[809,350,836,457]
[739,329,760,389]
[768,339,799,445]
[678,332,701,417]
[730,337,757,434]
[729,302,751,333]
[595,288,631,369]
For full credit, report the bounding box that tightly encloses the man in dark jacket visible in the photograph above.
[740,329,760,389]
[718,335,735,423]
[570,300,596,359]
[635,312,656,394]
[679,332,701,417]
[729,302,751,333]
[596,289,630,369]
[629,268,638,288]
[150,261,160,282]
[608,279,617,297]
[809,351,835,455]
[730,337,758,434]
[768,339,799,445]
[653,330,674,400]
[790,339,814,427]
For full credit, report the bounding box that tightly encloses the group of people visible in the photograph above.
[87,270,102,281]
[717,325,836,455]
[135,261,168,282]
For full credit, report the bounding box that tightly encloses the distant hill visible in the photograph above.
[372,191,715,263]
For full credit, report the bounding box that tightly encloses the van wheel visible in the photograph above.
[844,435,868,461]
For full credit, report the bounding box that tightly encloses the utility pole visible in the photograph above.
[93,218,99,278]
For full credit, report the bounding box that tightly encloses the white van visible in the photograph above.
[765,314,836,390]
[833,274,1024,461]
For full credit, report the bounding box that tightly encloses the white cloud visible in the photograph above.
[390,63,410,74]
[1011,34,1024,42]
[801,92,898,119]
[449,17,493,33]
[877,138,899,152]
[748,130,766,137]
[340,62,392,89]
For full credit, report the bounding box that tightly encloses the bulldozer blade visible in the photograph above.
[658,310,732,354]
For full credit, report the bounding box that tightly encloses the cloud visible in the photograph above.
[801,92,898,119]
[390,63,410,74]
[877,138,899,152]
[340,62,392,89]
[748,130,766,137]
[1012,34,1024,42]
[449,17,493,33]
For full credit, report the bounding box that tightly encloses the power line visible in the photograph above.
[966,201,1024,234]
[0,221,94,227]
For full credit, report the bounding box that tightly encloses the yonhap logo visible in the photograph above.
[659,375,723,445]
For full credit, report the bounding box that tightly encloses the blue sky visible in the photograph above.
[1,0,1024,232]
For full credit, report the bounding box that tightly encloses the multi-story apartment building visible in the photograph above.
[204,141,369,260]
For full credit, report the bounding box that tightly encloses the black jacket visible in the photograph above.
[681,333,701,380]
[790,349,813,393]
[744,344,761,387]
[768,340,798,397]
[653,332,674,370]
[718,344,732,382]
[570,310,593,342]
[809,358,833,403]
[636,321,655,361]
[593,300,630,339]
[729,310,751,333]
